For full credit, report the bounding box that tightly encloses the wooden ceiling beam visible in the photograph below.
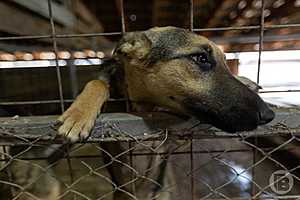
[152,0,176,26]
[192,0,209,28]
[0,2,89,49]
[152,0,189,28]
[73,0,104,32]
[227,0,256,26]
[68,1,111,47]
[224,0,299,44]
[0,2,67,39]
[206,0,240,28]
[212,32,300,44]
[0,2,111,49]
[11,0,76,27]
[265,0,298,23]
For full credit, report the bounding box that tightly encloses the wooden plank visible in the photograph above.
[0,2,52,35]
[222,0,262,38]
[151,0,189,28]
[152,0,168,25]
[12,0,110,48]
[8,0,111,47]
[74,0,104,32]
[265,0,298,23]
[65,1,112,47]
[0,2,88,48]
[192,0,209,28]
[206,0,239,28]
[0,109,299,145]
[0,42,47,52]
[11,0,76,27]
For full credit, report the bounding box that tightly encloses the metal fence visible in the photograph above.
[0,0,300,199]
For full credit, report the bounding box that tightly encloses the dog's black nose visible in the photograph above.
[258,108,275,125]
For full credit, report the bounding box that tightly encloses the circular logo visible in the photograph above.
[269,170,294,195]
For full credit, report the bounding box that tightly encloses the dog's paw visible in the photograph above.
[56,80,109,142]
[57,106,97,142]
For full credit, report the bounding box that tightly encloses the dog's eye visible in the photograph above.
[190,53,212,71]
[191,53,208,63]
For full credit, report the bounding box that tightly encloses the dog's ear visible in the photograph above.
[113,32,152,60]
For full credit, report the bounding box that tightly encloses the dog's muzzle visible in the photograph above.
[181,95,275,133]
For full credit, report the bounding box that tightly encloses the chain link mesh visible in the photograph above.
[0,110,299,199]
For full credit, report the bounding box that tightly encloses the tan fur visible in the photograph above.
[2,27,274,200]
[54,26,273,200]
[58,80,109,142]
[59,26,272,140]
[119,29,226,114]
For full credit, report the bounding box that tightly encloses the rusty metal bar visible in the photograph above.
[253,1,266,195]
[190,0,194,31]
[47,2,74,198]
[256,0,265,85]
[0,100,73,105]
[190,2,194,199]
[119,0,132,113]
[193,23,300,32]
[129,141,136,195]
[2,146,16,196]
[251,142,258,197]
[65,144,75,192]
[120,0,126,33]
[259,90,300,93]
[0,32,122,41]
[190,139,194,200]
[0,23,299,41]
[0,98,126,106]
[1,147,300,162]
[193,25,260,32]
[47,0,65,113]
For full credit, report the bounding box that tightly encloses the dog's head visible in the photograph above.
[113,26,274,133]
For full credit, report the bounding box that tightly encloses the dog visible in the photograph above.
[58,26,274,140]
[2,26,274,200]
[55,26,274,200]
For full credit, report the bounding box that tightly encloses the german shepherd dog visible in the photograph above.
[55,26,274,199]
[4,27,275,200]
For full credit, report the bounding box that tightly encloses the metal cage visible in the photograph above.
[0,0,300,199]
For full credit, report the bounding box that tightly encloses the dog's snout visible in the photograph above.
[258,107,275,125]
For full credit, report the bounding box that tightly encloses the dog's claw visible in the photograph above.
[57,107,97,142]
[51,120,63,130]
[56,80,108,142]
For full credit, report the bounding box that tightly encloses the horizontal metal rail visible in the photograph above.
[0,109,299,144]
[0,24,300,41]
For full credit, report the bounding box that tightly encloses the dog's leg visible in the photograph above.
[142,143,175,200]
[101,141,175,200]
[57,80,109,141]
[7,146,60,200]
[101,142,135,200]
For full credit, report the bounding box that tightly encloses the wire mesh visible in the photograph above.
[0,0,300,199]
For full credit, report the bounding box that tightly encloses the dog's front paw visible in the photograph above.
[57,105,98,142]
[56,80,109,142]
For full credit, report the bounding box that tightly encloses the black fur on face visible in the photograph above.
[182,75,273,133]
